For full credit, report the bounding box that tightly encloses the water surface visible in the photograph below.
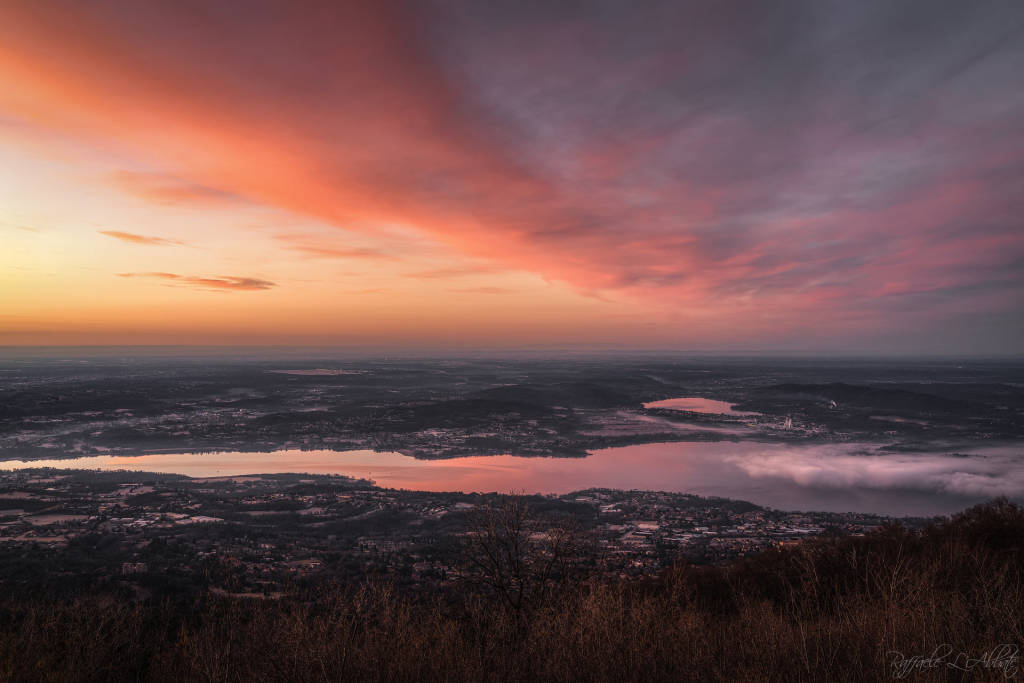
[643,397,760,416]
[4,441,1021,516]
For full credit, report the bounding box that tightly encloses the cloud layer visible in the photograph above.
[100,231,185,246]
[118,272,275,291]
[109,171,243,206]
[2,0,1023,349]
[728,445,1024,498]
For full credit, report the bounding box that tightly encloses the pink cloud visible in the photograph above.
[1,1,1021,350]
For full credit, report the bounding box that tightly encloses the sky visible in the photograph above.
[1,0,1022,354]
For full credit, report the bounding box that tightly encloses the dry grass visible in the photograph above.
[1,500,1022,682]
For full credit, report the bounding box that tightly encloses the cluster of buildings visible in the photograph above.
[574,489,895,572]
[0,470,920,595]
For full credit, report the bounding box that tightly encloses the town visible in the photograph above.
[0,467,920,598]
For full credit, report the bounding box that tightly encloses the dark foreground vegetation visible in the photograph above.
[1,500,1022,682]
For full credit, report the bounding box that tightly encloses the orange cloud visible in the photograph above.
[99,230,185,246]
[1,220,39,233]
[109,171,242,206]
[274,234,394,260]
[449,287,512,295]
[406,266,504,280]
[118,272,275,291]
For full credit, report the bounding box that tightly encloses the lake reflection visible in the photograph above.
[643,397,761,416]
[3,441,1022,516]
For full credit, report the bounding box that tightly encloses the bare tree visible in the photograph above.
[463,495,589,614]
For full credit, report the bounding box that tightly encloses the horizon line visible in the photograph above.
[0,345,1021,361]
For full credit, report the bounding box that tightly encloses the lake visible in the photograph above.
[3,440,1021,516]
[643,397,761,416]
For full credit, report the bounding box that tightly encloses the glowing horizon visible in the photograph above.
[2,1,1022,354]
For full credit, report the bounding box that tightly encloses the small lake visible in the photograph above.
[643,397,761,417]
[3,441,1022,516]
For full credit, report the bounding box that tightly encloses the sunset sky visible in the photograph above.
[2,0,1022,353]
